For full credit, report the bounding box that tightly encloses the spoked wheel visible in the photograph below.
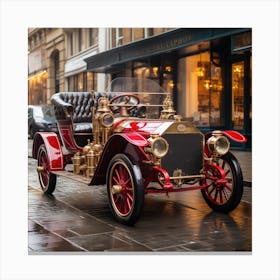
[201,152,243,213]
[107,154,144,225]
[37,144,56,194]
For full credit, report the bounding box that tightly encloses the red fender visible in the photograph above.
[119,132,149,146]
[222,130,247,143]
[205,130,247,143]
[32,132,64,171]
[89,133,149,185]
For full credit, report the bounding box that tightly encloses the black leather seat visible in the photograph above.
[51,92,94,134]
[51,91,146,134]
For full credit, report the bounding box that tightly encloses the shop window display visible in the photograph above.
[232,62,244,130]
[178,51,224,127]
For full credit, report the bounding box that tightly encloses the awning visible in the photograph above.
[85,28,250,73]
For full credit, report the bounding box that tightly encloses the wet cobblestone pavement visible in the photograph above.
[28,153,252,253]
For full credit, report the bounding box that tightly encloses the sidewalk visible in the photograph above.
[231,150,252,186]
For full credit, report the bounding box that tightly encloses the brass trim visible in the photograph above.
[207,133,230,156]
[160,94,176,119]
[170,175,205,180]
[163,121,201,134]
[37,166,44,172]
[112,185,123,194]
[146,134,169,159]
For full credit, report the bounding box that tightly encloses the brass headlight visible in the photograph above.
[147,134,169,158]
[100,112,114,128]
[207,134,230,155]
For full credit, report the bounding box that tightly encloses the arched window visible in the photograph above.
[52,50,60,92]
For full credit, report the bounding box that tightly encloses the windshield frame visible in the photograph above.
[104,78,170,119]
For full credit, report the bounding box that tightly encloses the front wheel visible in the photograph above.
[106,154,144,225]
[201,152,243,213]
[37,144,57,194]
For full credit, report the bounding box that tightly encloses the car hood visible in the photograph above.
[113,119,200,136]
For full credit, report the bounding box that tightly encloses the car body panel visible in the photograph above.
[89,133,150,185]
[33,132,64,171]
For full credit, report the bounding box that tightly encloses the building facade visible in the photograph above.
[28,28,101,104]
[28,28,66,104]
[85,28,252,149]
[28,28,252,150]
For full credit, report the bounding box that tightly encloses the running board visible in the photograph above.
[52,170,91,185]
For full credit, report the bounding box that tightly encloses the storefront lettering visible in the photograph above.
[134,33,192,57]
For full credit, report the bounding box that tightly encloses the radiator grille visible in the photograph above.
[161,133,204,176]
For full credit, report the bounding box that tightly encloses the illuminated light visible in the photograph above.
[168,80,174,89]
[195,66,205,77]
[28,70,48,80]
[204,80,211,90]
[152,67,158,77]
[233,66,241,73]
[165,66,172,72]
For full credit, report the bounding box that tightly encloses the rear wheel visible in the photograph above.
[201,152,243,213]
[107,154,144,225]
[37,144,56,194]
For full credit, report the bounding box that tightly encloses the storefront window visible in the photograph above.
[232,62,244,130]
[28,70,48,104]
[78,73,84,91]
[68,72,96,92]
[162,66,174,94]
[133,64,174,94]
[86,72,94,91]
[178,51,224,126]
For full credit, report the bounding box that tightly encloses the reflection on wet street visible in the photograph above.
[28,156,251,253]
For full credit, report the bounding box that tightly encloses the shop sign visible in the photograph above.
[232,31,252,52]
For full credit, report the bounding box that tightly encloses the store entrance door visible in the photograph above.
[231,52,252,148]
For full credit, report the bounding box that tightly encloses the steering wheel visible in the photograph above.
[109,93,140,116]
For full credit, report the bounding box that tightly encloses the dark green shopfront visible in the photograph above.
[85,28,252,150]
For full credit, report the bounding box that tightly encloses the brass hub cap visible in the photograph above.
[112,184,123,194]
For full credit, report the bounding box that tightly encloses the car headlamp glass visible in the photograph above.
[100,113,114,127]
[148,135,169,158]
[207,135,230,155]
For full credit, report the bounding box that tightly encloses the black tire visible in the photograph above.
[37,144,56,194]
[201,152,243,213]
[29,126,35,139]
[106,154,144,225]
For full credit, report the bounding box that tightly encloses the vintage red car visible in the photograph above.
[32,77,247,225]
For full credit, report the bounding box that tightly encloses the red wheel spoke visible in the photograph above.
[222,189,229,201]
[114,194,121,205]
[208,185,216,196]
[206,174,218,181]
[114,168,121,183]
[112,176,119,184]
[119,196,124,213]
[219,190,223,204]
[123,177,131,186]
[214,189,218,202]
[224,184,233,192]
[225,169,231,176]
[126,197,132,210]
[226,177,233,183]
[126,192,133,203]
[123,197,128,214]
